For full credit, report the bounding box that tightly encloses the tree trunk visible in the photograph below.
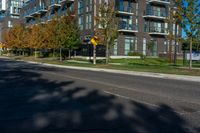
[105,41,109,64]
[68,49,71,59]
[169,39,172,63]
[183,50,186,66]
[189,37,192,69]
[23,50,25,57]
[34,49,37,59]
[53,49,55,58]
[59,48,62,61]
[173,23,178,65]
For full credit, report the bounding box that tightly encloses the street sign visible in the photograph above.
[90,36,99,46]
[0,43,3,49]
[186,52,200,61]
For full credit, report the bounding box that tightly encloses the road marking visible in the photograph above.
[103,91,159,107]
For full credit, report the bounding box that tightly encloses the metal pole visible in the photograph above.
[173,22,177,65]
[93,45,96,65]
[189,37,192,69]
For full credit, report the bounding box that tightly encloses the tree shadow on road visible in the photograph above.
[0,60,196,133]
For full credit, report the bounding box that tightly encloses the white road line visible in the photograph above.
[103,91,159,107]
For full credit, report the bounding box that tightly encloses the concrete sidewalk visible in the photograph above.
[26,60,200,83]
[1,56,200,82]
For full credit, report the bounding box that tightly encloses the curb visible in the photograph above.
[25,60,200,83]
[1,56,200,82]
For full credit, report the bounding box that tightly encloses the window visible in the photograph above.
[8,21,13,27]
[113,39,118,55]
[78,0,84,14]
[79,15,84,30]
[85,14,92,30]
[124,37,137,55]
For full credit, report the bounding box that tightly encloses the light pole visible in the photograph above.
[173,9,178,65]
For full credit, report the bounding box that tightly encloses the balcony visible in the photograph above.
[38,6,48,14]
[148,0,170,5]
[29,7,41,16]
[0,9,6,13]
[145,26,168,35]
[47,15,54,21]
[143,9,167,20]
[24,11,33,18]
[10,12,20,16]
[49,0,61,9]
[40,17,46,24]
[59,0,74,4]
[118,23,138,33]
[116,6,134,16]
[0,15,5,21]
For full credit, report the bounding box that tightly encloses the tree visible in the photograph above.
[166,0,180,63]
[176,0,200,69]
[95,2,119,64]
[45,19,59,57]
[3,23,28,55]
[28,24,46,58]
[61,15,81,59]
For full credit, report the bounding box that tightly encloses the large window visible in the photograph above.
[78,0,84,14]
[124,37,137,55]
[79,15,84,30]
[85,14,92,29]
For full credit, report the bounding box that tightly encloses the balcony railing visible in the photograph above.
[24,11,33,18]
[118,22,138,32]
[10,12,20,16]
[148,0,170,4]
[59,0,74,3]
[116,6,134,15]
[40,17,46,24]
[29,7,41,16]
[38,5,48,13]
[143,9,167,19]
[145,26,168,35]
[0,15,5,21]
[24,5,48,18]
[49,0,61,8]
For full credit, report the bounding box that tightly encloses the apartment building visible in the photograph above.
[0,0,23,42]
[2,0,182,57]
[75,0,181,57]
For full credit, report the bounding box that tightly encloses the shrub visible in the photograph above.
[128,52,142,56]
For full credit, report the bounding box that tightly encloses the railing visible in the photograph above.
[119,22,138,31]
[149,0,170,2]
[0,15,5,21]
[144,9,167,17]
[116,6,133,13]
[145,26,168,34]
[24,5,47,17]
[50,0,61,5]
[47,14,54,21]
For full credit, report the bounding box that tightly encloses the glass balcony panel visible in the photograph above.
[119,22,138,32]
[145,9,167,17]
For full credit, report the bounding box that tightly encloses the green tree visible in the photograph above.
[61,15,81,59]
[166,0,182,63]
[95,2,119,64]
[176,0,200,69]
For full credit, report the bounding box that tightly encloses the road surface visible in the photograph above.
[0,58,200,133]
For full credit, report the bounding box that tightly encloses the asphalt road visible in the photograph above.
[0,58,200,133]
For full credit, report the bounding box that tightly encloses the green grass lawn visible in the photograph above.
[8,56,200,76]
